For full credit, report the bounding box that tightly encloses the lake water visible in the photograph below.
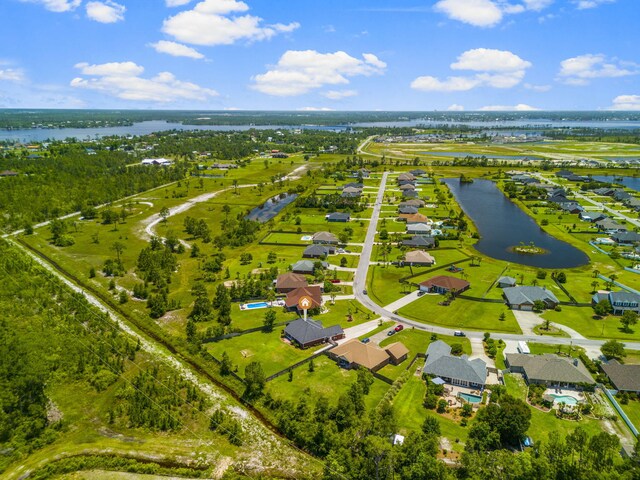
[593,175,640,192]
[0,120,346,142]
[246,193,298,223]
[419,151,544,161]
[443,178,589,268]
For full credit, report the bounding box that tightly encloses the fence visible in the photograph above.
[201,321,288,344]
[265,350,328,382]
[371,370,394,385]
[624,267,640,276]
[597,275,640,296]
[600,385,639,437]
[553,277,578,305]
[589,241,611,256]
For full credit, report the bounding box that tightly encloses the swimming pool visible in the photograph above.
[551,394,578,405]
[459,393,482,404]
[301,235,313,241]
[245,302,270,309]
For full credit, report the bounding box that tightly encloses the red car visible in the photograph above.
[394,324,404,332]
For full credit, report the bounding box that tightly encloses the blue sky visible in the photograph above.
[0,0,638,111]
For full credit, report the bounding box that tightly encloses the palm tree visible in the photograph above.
[591,281,599,293]
[593,269,600,278]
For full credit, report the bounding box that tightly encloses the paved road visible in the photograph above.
[351,171,640,354]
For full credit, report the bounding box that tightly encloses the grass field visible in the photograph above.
[542,307,640,341]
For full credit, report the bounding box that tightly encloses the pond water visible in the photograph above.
[245,193,298,223]
[443,178,589,268]
[592,175,640,192]
[420,151,544,160]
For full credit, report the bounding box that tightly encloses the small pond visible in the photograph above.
[245,193,298,223]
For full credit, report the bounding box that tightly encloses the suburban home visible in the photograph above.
[303,244,334,258]
[592,291,640,315]
[410,169,426,176]
[385,343,410,365]
[351,168,370,178]
[141,158,172,166]
[422,340,487,389]
[211,163,238,169]
[343,182,364,189]
[611,231,640,245]
[596,218,627,233]
[594,187,615,196]
[625,198,640,210]
[312,231,339,244]
[398,205,419,215]
[399,184,416,191]
[402,190,419,198]
[397,173,416,185]
[399,213,430,224]
[503,286,560,310]
[329,339,392,372]
[497,276,517,288]
[326,212,351,223]
[555,170,574,179]
[403,250,436,266]
[580,211,607,222]
[291,260,324,274]
[285,286,323,312]
[275,272,308,293]
[342,186,363,195]
[400,199,426,208]
[548,192,572,205]
[406,223,431,235]
[284,318,344,349]
[419,276,470,295]
[402,235,436,249]
[601,360,640,394]
[512,174,535,184]
[613,189,631,202]
[341,191,361,199]
[505,353,595,388]
[559,203,584,214]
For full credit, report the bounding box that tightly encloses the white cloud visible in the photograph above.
[524,83,552,92]
[252,50,386,97]
[149,40,204,59]
[0,68,26,82]
[162,0,299,46]
[70,61,218,102]
[297,107,334,111]
[86,1,125,23]
[434,0,555,27]
[479,104,540,111]
[447,104,465,111]
[558,54,638,85]
[523,0,554,11]
[323,90,358,100]
[608,95,640,111]
[166,0,192,6]
[412,48,531,92]
[19,0,81,12]
[574,0,615,9]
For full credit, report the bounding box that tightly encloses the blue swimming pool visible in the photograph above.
[459,393,482,404]
[245,302,269,309]
[551,394,578,405]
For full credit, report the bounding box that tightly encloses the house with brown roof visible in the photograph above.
[285,286,323,312]
[329,339,391,372]
[400,199,426,208]
[419,276,470,295]
[275,272,308,293]
[398,213,430,224]
[601,360,640,394]
[397,173,416,186]
[385,343,409,365]
[399,184,416,191]
[403,250,435,266]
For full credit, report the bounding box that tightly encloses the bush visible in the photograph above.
[437,399,448,414]
[555,305,562,312]
[424,394,438,409]
[536,270,547,280]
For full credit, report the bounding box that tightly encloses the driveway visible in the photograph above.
[513,310,586,340]
[469,337,495,369]
[384,291,422,312]
[338,319,381,343]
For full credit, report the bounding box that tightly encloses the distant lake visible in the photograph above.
[353,119,640,130]
[420,151,545,161]
[0,120,346,142]
[246,193,298,223]
[443,178,589,268]
[593,175,640,192]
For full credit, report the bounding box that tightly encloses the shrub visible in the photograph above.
[424,394,438,410]
[437,399,448,413]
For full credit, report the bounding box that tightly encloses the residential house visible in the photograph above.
[399,184,416,191]
[505,353,595,388]
[406,223,431,236]
[613,189,631,202]
[291,260,323,274]
[141,158,172,166]
[402,190,419,198]
[503,286,560,311]
[403,250,436,266]
[611,231,640,246]
[596,218,626,233]
[410,169,426,176]
[580,211,607,222]
[398,205,419,215]
[326,212,351,223]
[312,231,339,244]
[555,170,574,178]
[625,198,640,210]
[343,182,364,189]
[397,173,416,186]
[601,360,640,394]
[284,318,344,349]
[0,170,18,177]
[275,272,308,293]
[303,244,334,258]
[594,187,615,196]
[329,339,395,372]
[559,203,584,214]
[497,276,517,288]
[400,199,426,208]
[399,213,430,224]
[592,291,640,315]
[402,235,436,249]
[285,286,323,312]
[419,276,470,295]
[422,341,487,389]
[385,343,410,365]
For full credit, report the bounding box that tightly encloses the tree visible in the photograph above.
[533,299,545,312]
[244,361,265,399]
[308,358,315,372]
[621,310,638,333]
[263,309,276,332]
[111,241,125,262]
[556,272,567,283]
[240,252,253,265]
[421,415,441,436]
[118,289,128,304]
[340,257,348,267]
[160,206,170,223]
[220,351,232,376]
[267,251,277,263]
[594,299,613,317]
[498,312,506,322]
[601,339,626,361]
[591,280,599,293]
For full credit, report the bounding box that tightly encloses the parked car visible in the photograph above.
[417,291,426,297]
[330,279,341,284]
[362,289,368,295]
[394,324,404,332]
[454,330,465,337]
[361,337,370,344]
[387,330,395,336]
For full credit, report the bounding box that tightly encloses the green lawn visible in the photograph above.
[367,265,414,306]
[542,307,640,341]
[620,399,640,432]
[527,342,585,358]
[398,295,521,333]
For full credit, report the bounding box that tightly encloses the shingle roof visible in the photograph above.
[498,276,517,286]
[385,342,409,360]
[601,360,640,392]
[276,272,308,290]
[399,213,430,224]
[326,212,351,221]
[313,231,339,243]
[407,223,431,232]
[503,286,559,306]
[398,205,419,214]
[400,199,426,207]
[303,244,330,257]
[420,275,470,292]
[285,286,323,308]
[505,353,595,385]
[404,250,435,264]
[285,318,343,346]
[423,340,486,386]
[291,260,316,272]
[402,236,435,248]
[331,339,390,370]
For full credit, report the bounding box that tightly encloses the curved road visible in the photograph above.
[352,171,640,351]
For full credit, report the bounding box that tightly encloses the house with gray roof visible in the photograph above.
[503,286,559,310]
[402,190,419,198]
[398,205,419,215]
[505,353,595,388]
[284,318,344,349]
[400,199,426,207]
[326,212,351,223]
[601,360,640,394]
[580,211,607,223]
[406,223,431,235]
[312,231,339,244]
[410,169,426,176]
[497,276,517,288]
[613,189,631,202]
[422,340,487,389]
[291,260,327,274]
[611,231,640,245]
[592,290,640,315]
[402,235,436,249]
[596,218,626,233]
[303,244,333,258]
